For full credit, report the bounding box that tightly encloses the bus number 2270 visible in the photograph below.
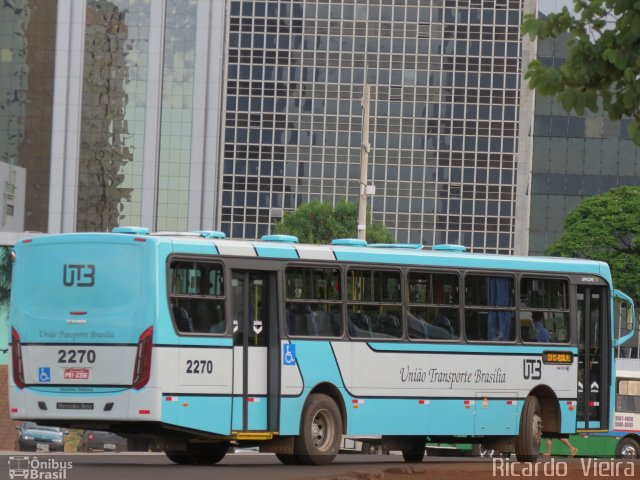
[58,349,96,364]
[185,360,213,374]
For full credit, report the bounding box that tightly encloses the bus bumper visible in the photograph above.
[9,386,163,422]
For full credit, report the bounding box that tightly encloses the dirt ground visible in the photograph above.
[311,459,640,480]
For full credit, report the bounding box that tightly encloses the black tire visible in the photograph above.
[275,453,301,465]
[401,436,426,462]
[294,393,342,466]
[515,396,542,462]
[166,442,229,465]
[616,437,640,459]
[187,442,229,465]
[165,451,192,465]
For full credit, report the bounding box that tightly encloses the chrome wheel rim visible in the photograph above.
[620,444,637,458]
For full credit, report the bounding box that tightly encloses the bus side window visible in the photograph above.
[520,278,570,343]
[407,271,460,341]
[285,266,343,338]
[465,275,515,342]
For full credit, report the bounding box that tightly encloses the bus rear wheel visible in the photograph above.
[515,396,542,462]
[401,436,426,462]
[166,442,229,465]
[294,393,342,466]
[616,437,639,459]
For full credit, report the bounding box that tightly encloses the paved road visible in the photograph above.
[0,452,496,480]
[4,452,638,480]
[0,452,485,480]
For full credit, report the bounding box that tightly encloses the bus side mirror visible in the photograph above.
[613,289,636,347]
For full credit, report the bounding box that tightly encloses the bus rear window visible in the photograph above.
[169,261,225,334]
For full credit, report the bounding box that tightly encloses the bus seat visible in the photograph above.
[407,312,429,339]
[425,323,454,339]
[287,304,318,336]
[331,312,343,336]
[314,310,335,336]
[349,312,373,338]
[173,306,194,332]
[375,313,400,337]
[304,311,319,336]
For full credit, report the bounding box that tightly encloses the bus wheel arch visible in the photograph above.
[529,385,561,434]
[308,382,347,434]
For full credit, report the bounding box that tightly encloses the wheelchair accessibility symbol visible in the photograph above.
[38,367,51,383]
[283,344,296,366]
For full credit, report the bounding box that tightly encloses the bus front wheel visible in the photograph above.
[616,437,639,459]
[294,393,342,466]
[515,396,542,462]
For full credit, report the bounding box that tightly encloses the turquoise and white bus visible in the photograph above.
[8,229,635,465]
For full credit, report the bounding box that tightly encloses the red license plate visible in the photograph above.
[63,368,90,380]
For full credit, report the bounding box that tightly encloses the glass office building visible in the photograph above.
[222,0,528,251]
[0,0,532,255]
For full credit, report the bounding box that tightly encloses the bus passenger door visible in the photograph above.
[576,285,610,431]
[231,270,279,432]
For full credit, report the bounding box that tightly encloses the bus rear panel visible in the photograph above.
[9,234,162,426]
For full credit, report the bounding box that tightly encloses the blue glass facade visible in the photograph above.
[222,0,523,252]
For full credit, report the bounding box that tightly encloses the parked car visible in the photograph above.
[16,422,65,452]
[78,430,127,452]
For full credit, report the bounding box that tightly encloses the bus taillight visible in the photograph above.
[11,327,25,389]
[132,326,153,390]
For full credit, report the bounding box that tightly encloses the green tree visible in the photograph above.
[522,1,640,143]
[273,200,394,244]
[546,186,640,300]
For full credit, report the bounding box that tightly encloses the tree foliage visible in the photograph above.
[522,1,640,143]
[273,200,394,245]
[546,186,640,300]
